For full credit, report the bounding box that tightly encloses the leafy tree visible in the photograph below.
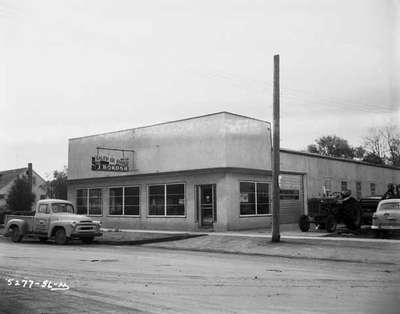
[307,135,355,159]
[46,167,68,200]
[6,175,35,211]
[353,146,366,160]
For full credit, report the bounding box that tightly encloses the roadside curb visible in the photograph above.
[143,244,398,265]
[0,232,207,246]
[95,233,206,246]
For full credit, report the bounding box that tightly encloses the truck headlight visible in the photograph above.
[71,221,77,228]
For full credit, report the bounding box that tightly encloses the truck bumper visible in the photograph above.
[71,232,102,238]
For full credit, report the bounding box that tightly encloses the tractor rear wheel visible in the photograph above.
[343,198,362,230]
[298,215,310,232]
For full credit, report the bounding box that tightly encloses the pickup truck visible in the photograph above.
[5,199,102,245]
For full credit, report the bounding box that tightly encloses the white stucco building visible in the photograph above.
[67,112,400,231]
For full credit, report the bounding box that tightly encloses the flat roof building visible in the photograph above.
[67,112,400,231]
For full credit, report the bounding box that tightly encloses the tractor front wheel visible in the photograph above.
[326,215,337,233]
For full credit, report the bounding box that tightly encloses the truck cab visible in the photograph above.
[5,199,102,244]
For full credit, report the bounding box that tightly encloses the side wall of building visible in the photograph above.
[281,151,400,200]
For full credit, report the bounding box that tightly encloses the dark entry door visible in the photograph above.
[197,184,216,227]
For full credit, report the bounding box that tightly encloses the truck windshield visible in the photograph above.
[51,203,74,214]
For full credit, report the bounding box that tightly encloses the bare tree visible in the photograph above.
[363,125,400,167]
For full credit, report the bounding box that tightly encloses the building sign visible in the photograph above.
[91,155,129,172]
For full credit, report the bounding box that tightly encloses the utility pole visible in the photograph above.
[28,163,33,195]
[271,54,280,242]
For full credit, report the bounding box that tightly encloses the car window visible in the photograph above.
[51,203,74,214]
[38,204,49,214]
[379,202,400,211]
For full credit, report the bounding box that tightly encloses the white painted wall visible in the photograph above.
[68,112,271,180]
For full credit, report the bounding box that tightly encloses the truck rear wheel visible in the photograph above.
[10,226,23,243]
[54,228,68,245]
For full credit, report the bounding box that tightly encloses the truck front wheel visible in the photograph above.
[54,228,68,245]
[81,237,94,244]
[10,226,23,243]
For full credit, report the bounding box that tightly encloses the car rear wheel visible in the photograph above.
[10,226,23,243]
[54,228,68,245]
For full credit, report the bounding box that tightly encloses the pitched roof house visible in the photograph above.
[0,166,47,209]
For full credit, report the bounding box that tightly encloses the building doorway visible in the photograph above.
[196,184,216,227]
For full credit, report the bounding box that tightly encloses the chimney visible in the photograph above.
[28,163,33,194]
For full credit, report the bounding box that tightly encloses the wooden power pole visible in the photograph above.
[271,54,280,243]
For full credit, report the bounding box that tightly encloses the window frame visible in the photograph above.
[356,181,362,199]
[108,185,140,217]
[147,183,186,217]
[341,181,348,192]
[239,181,271,217]
[76,188,103,217]
[38,204,49,214]
[370,182,376,196]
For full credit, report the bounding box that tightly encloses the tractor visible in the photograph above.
[298,190,362,233]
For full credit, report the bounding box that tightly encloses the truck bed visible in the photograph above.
[5,215,34,232]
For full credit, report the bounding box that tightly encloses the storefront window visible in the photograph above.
[240,182,255,215]
[76,189,88,215]
[257,183,270,214]
[109,188,123,215]
[240,182,270,215]
[149,184,185,216]
[89,189,102,215]
[109,186,139,215]
[167,184,185,216]
[76,188,102,216]
[124,187,140,215]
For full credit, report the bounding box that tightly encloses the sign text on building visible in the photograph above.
[91,155,129,172]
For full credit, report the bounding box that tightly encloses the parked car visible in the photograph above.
[371,198,400,236]
[5,199,102,244]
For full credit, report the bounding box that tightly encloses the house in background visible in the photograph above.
[0,165,47,210]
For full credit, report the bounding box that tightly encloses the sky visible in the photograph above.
[0,0,399,178]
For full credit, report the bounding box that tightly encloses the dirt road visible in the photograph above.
[0,239,399,314]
